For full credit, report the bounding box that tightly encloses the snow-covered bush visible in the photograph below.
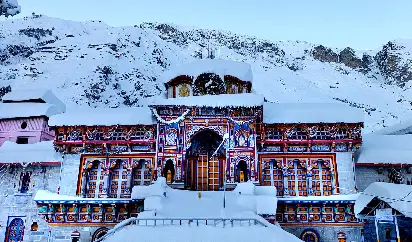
[0,0,21,17]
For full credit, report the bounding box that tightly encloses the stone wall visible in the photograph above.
[355,166,412,191]
[283,225,363,242]
[0,154,81,242]
[336,152,356,194]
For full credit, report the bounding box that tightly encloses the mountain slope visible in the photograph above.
[1,15,412,132]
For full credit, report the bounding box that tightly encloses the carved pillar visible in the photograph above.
[81,171,88,198]
[307,168,313,196]
[125,167,133,195]
[282,166,290,196]
[101,168,110,198]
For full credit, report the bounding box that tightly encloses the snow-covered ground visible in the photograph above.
[99,180,301,242]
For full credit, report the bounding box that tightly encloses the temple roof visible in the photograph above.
[0,103,62,119]
[160,59,253,85]
[48,106,156,126]
[355,134,412,165]
[2,89,66,112]
[0,141,59,164]
[151,93,264,108]
[263,102,364,124]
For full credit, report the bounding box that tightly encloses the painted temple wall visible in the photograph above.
[0,117,54,146]
[355,166,412,191]
[283,225,363,242]
[335,152,356,195]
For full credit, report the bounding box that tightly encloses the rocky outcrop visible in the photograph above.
[312,45,339,63]
[374,41,412,87]
[339,47,362,69]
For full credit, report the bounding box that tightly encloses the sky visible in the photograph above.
[4,0,412,50]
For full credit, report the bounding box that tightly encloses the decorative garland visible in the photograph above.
[151,108,190,124]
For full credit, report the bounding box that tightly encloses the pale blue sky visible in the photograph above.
[5,0,412,50]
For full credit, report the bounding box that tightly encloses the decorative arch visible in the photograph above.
[193,72,225,96]
[236,159,249,182]
[132,158,153,186]
[185,125,226,150]
[92,227,109,242]
[82,159,107,198]
[300,229,320,242]
[224,75,251,94]
[109,158,129,198]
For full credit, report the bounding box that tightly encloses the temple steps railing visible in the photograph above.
[95,217,268,242]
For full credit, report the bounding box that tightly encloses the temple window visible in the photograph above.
[86,129,104,141]
[335,128,348,140]
[264,128,283,140]
[19,171,31,193]
[57,131,65,141]
[262,159,284,196]
[86,160,103,198]
[109,159,128,198]
[110,129,126,141]
[193,73,225,96]
[311,127,331,140]
[132,159,152,186]
[287,160,307,196]
[287,127,307,140]
[311,159,333,196]
[67,129,83,141]
[130,128,153,140]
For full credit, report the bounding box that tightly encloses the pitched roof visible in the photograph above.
[0,141,59,164]
[0,103,62,119]
[2,89,66,112]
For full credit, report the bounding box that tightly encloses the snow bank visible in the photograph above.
[263,102,364,124]
[256,195,277,215]
[255,186,277,197]
[131,177,167,200]
[2,89,66,112]
[355,134,412,164]
[151,93,264,107]
[0,103,62,119]
[233,182,255,195]
[0,141,60,164]
[160,59,253,84]
[355,182,412,218]
[144,196,163,211]
[104,225,302,242]
[49,106,155,126]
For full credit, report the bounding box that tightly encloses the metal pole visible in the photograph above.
[375,218,380,242]
[394,216,400,242]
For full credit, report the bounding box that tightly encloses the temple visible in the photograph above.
[6,57,410,242]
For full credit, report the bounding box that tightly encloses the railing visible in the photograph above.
[95,217,268,242]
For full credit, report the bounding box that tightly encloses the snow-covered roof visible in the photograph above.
[48,106,156,126]
[0,103,62,119]
[0,141,60,164]
[355,134,412,165]
[34,190,131,203]
[355,182,412,218]
[160,59,253,85]
[263,102,364,124]
[2,89,66,112]
[151,93,264,107]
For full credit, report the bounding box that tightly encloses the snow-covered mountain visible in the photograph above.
[1,14,412,132]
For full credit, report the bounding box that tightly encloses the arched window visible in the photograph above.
[163,159,175,184]
[287,159,307,196]
[133,159,152,186]
[300,229,320,242]
[262,159,283,196]
[311,159,333,196]
[86,160,103,198]
[193,73,225,96]
[109,159,128,198]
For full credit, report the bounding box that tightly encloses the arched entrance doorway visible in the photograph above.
[185,129,225,191]
[236,160,249,182]
[92,227,109,242]
[163,159,175,184]
[300,230,320,242]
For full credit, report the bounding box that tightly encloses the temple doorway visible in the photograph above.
[185,129,225,191]
[236,159,249,182]
[163,159,175,184]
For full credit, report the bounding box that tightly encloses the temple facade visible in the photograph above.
[0,59,374,242]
